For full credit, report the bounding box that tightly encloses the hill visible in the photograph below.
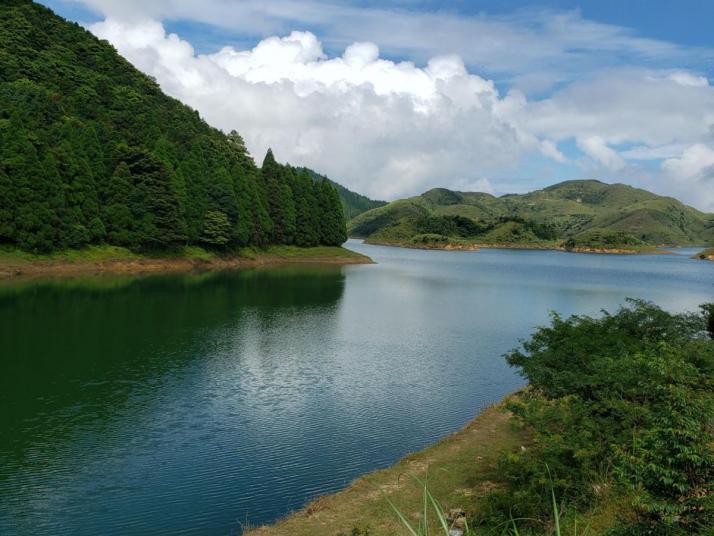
[0,0,346,253]
[349,179,714,250]
[301,168,387,220]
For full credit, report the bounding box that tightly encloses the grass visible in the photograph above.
[238,245,368,260]
[0,244,140,263]
[384,471,584,536]
[0,244,368,264]
[0,243,371,278]
[385,474,471,536]
[245,402,528,536]
[245,397,633,536]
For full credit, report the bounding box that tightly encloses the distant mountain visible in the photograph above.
[301,168,387,220]
[349,180,714,250]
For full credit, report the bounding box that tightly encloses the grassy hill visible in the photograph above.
[349,180,714,250]
[301,168,387,219]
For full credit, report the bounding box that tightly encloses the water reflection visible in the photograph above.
[0,266,347,535]
[0,244,711,536]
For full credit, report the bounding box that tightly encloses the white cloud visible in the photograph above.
[662,143,714,180]
[451,177,495,195]
[667,71,709,87]
[91,19,525,200]
[621,143,688,160]
[660,144,714,211]
[576,136,625,171]
[539,140,566,163]
[80,8,714,210]
[519,69,714,147]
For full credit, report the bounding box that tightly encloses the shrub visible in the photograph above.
[480,300,713,534]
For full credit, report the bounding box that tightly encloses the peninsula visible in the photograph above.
[349,180,714,253]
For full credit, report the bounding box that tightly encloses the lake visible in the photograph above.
[1,240,712,535]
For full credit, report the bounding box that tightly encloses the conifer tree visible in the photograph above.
[247,170,273,245]
[261,149,296,244]
[315,180,347,246]
[102,162,135,245]
[207,166,238,222]
[123,147,187,248]
[0,167,13,243]
[292,169,320,246]
[200,210,231,247]
[2,124,60,252]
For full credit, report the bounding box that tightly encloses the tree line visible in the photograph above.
[0,1,346,253]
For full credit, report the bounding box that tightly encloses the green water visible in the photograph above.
[1,241,712,535]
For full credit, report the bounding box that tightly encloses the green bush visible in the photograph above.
[480,300,713,535]
[564,230,645,249]
[411,233,449,245]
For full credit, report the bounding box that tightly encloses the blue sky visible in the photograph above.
[40,0,714,53]
[37,0,714,209]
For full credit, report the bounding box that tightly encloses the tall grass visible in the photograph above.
[385,471,586,536]
[384,474,471,536]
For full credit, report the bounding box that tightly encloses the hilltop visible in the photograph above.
[349,179,714,251]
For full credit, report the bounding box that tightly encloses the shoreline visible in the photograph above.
[0,246,373,280]
[694,248,714,261]
[362,238,668,255]
[244,397,527,536]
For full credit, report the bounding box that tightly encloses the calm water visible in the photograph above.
[1,241,712,535]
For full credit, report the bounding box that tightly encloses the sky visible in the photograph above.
[38,0,714,210]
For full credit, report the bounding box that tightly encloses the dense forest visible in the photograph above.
[0,0,346,253]
[301,168,387,220]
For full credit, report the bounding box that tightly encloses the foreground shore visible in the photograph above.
[245,395,621,536]
[0,245,373,279]
[245,401,525,536]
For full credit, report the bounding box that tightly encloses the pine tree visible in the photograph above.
[248,170,272,245]
[122,147,187,248]
[0,167,13,243]
[261,149,296,244]
[200,210,231,247]
[102,161,135,246]
[176,145,209,242]
[328,181,347,245]
[292,168,320,247]
[207,166,238,221]
[1,122,60,252]
[227,130,249,164]
[315,180,347,246]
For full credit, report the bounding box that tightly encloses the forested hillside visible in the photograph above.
[350,179,714,249]
[301,168,386,220]
[0,0,346,253]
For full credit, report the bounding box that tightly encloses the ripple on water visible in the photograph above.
[1,243,712,534]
